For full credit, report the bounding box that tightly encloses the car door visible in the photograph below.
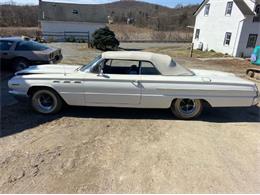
[14,41,35,60]
[84,59,141,106]
[0,40,14,62]
[139,61,172,108]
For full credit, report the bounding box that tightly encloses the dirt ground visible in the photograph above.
[0,43,260,193]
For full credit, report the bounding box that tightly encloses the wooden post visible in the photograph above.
[87,32,90,48]
[190,42,194,58]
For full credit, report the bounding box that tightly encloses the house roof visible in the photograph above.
[233,0,255,16]
[39,1,108,23]
[193,0,209,16]
[193,0,255,16]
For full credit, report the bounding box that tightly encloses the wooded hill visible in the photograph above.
[0,1,198,31]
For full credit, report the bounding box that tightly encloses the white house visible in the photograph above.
[39,0,107,41]
[193,0,260,57]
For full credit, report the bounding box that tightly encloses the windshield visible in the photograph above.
[15,40,49,51]
[32,41,49,51]
[79,55,102,71]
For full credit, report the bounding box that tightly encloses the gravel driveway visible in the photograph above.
[0,43,260,193]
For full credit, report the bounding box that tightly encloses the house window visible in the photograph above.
[255,4,260,15]
[72,9,79,14]
[204,4,210,16]
[253,4,260,22]
[247,34,258,48]
[225,1,233,16]
[195,29,200,39]
[224,32,232,45]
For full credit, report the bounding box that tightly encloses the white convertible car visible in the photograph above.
[8,51,259,119]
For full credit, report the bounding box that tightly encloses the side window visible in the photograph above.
[247,34,258,48]
[72,9,79,14]
[141,61,160,75]
[224,32,232,46]
[15,41,33,51]
[204,4,210,16]
[103,59,139,75]
[255,4,260,15]
[32,41,49,51]
[225,1,233,16]
[195,29,200,39]
[0,41,13,50]
[91,62,101,73]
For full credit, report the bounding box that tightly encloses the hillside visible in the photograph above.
[0,4,39,27]
[0,1,198,31]
[104,1,198,31]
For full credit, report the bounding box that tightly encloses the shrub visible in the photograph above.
[91,27,119,51]
[65,36,76,42]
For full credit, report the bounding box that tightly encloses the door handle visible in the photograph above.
[132,80,141,87]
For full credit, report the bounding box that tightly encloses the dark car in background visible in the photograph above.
[0,37,63,71]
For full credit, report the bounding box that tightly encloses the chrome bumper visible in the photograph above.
[253,91,260,105]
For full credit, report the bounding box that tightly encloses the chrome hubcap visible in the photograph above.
[179,99,196,114]
[37,93,54,111]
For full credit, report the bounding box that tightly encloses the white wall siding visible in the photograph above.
[236,17,260,57]
[40,20,106,41]
[193,0,245,56]
[193,0,259,57]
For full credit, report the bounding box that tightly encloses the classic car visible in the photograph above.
[0,37,62,71]
[8,51,259,119]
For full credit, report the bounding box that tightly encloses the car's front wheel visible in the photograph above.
[31,89,63,114]
[171,99,203,120]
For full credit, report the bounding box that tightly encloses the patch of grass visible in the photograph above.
[62,56,94,65]
[192,49,226,58]
[109,24,193,42]
[145,46,227,58]
[76,45,94,51]
[0,27,38,37]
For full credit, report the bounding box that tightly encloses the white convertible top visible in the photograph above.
[102,51,193,76]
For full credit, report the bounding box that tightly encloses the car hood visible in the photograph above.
[15,64,81,75]
[191,69,254,85]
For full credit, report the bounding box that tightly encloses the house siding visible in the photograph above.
[40,20,106,41]
[193,0,259,57]
[236,17,260,57]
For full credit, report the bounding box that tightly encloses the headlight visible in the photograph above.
[8,77,20,89]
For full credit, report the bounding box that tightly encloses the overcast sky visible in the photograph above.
[0,0,202,8]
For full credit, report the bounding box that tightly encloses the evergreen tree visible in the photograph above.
[91,27,119,51]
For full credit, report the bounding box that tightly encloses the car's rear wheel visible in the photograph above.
[31,89,63,114]
[171,99,203,120]
[12,58,29,72]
